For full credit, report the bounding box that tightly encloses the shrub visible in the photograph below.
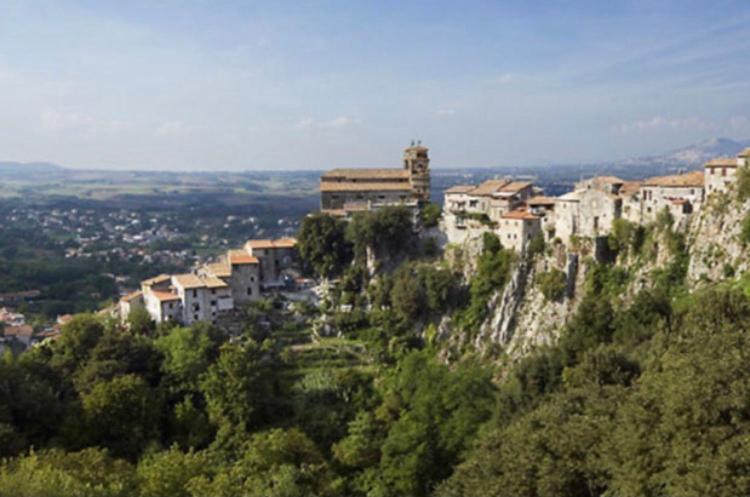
[420,202,442,228]
[738,166,750,201]
[741,212,750,245]
[527,233,545,257]
[536,269,567,302]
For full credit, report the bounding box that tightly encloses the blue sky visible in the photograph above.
[0,0,748,170]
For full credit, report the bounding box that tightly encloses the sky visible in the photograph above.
[0,0,749,171]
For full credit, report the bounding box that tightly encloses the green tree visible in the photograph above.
[81,374,162,459]
[199,341,275,444]
[186,428,340,497]
[297,213,352,278]
[136,446,211,497]
[0,448,135,497]
[127,307,155,336]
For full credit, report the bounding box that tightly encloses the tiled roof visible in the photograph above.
[151,290,180,302]
[4,324,33,337]
[142,274,170,286]
[204,261,231,278]
[556,190,583,202]
[643,171,704,187]
[499,181,533,193]
[200,275,229,289]
[593,175,624,185]
[445,185,476,194]
[502,209,539,221]
[245,238,297,250]
[704,157,737,168]
[739,148,750,158]
[321,168,410,180]
[468,179,510,196]
[172,273,205,289]
[320,181,414,192]
[619,181,642,196]
[228,249,259,265]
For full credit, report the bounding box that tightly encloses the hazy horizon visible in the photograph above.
[1,1,749,171]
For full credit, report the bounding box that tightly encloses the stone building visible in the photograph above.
[498,208,541,252]
[640,171,704,224]
[553,190,583,245]
[703,148,750,196]
[576,177,624,238]
[526,196,556,240]
[129,237,299,325]
[320,143,430,215]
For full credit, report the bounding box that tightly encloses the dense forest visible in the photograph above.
[2,204,750,496]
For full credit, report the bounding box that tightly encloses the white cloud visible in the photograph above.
[434,108,456,117]
[613,115,715,134]
[295,115,360,129]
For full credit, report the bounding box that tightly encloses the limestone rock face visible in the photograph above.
[442,187,750,364]
[687,192,750,284]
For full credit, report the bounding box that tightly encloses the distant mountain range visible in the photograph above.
[0,161,64,174]
[618,137,750,167]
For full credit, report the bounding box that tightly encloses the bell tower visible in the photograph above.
[404,140,430,202]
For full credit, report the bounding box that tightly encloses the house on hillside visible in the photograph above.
[641,171,704,224]
[704,148,750,195]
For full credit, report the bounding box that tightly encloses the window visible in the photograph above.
[193,303,200,311]
[210,300,217,306]
[247,287,253,296]
[211,289,216,295]
[192,289,197,298]
[193,314,199,321]
[722,167,727,177]
[250,276,255,282]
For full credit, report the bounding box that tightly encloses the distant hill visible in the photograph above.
[619,137,750,167]
[0,161,65,175]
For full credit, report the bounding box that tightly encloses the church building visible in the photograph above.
[319,143,431,216]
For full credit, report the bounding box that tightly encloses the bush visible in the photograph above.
[536,269,567,302]
[420,203,442,228]
[741,212,750,245]
[738,166,750,201]
[527,233,545,257]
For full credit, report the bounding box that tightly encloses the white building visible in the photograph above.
[498,209,541,252]
[640,171,704,224]
[127,238,298,326]
[705,156,741,195]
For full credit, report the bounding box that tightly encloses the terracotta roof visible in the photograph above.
[320,181,413,192]
[120,290,143,303]
[142,274,170,286]
[151,290,180,302]
[739,148,750,158]
[704,157,737,168]
[527,196,556,206]
[245,238,297,250]
[228,249,259,265]
[502,209,539,221]
[200,275,229,289]
[619,181,642,196]
[556,190,583,202]
[593,175,624,185]
[468,179,510,196]
[643,171,704,187]
[204,261,231,278]
[321,168,410,180]
[172,273,205,289]
[670,198,690,205]
[499,181,533,193]
[445,185,475,194]
[4,324,33,337]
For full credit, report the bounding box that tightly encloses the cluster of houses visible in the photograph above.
[119,238,298,325]
[443,148,750,250]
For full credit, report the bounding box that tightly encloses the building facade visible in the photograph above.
[320,143,430,215]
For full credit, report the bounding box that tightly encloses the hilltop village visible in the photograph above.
[443,147,750,251]
[107,143,750,328]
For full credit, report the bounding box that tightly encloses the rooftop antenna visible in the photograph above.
[411,139,415,146]
[417,139,422,146]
